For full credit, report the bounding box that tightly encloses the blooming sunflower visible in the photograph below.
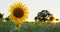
[49,16,54,21]
[9,2,29,23]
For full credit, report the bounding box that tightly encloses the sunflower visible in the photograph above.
[49,16,54,21]
[9,2,29,23]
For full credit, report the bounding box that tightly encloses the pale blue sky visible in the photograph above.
[0,0,60,22]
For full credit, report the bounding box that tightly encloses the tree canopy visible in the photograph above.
[35,10,53,22]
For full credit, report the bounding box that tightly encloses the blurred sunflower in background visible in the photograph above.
[49,16,54,21]
[9,2,29,23]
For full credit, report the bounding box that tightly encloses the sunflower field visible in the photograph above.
[0,2,60,32]
[0,17,60,32]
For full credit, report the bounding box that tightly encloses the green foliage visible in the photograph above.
[0,18,60,32]
[0,19,15,32]
[20,22,60,32]
[35,10,53,22]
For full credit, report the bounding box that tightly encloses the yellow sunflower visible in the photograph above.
[9,2,29,23]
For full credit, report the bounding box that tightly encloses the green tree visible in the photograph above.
[35,10,53,22]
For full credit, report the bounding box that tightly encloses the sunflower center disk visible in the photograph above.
[13,8,24,18]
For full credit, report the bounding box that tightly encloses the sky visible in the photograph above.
[0,0,60,22]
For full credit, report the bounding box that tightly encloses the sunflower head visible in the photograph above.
[49,17,54,21]
[9,2,29,23]
[55,19,59,21]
